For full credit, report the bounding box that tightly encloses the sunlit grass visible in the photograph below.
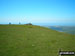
[0,25,75,56]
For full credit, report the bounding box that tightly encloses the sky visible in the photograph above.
[0,0,75,26]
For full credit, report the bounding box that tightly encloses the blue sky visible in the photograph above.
[0,0,75,26]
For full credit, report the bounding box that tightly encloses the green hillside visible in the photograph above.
[0,25,75,56]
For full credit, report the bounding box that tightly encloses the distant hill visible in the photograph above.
[0,25,75,56]
[48,26,75,35]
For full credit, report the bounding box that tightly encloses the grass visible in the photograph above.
[0,25,75,56]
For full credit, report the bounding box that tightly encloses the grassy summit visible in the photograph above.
[0,25,75,56]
